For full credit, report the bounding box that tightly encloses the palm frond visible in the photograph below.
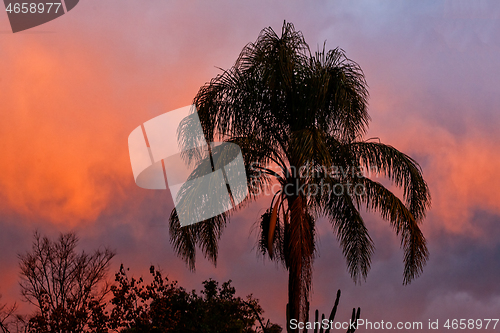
[169,209,197,270]
[169,209,228,269]
[350,142,431,222]
[355,177,428,283]
[309,47,370,142]
[324,185,374,283]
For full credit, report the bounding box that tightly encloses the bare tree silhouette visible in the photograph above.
[19,232,114,333]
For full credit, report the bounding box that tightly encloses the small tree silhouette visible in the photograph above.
[18,232,114,333]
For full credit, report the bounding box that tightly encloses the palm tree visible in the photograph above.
[169,22,430,331]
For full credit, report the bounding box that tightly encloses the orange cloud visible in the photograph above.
[369,113,500,236]
[0,42,123,224]
[0,20,223,225]
[0,35,191,225]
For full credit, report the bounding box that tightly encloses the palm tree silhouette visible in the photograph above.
[169,21,430,331]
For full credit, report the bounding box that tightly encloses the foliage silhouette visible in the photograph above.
[17,232,280,332]
[108,265,280,333]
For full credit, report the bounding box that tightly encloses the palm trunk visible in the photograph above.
[286,189,314,333]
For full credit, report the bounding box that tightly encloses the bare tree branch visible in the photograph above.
[18,232,115,333]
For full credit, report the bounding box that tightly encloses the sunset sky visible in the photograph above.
[1,1,500,331]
